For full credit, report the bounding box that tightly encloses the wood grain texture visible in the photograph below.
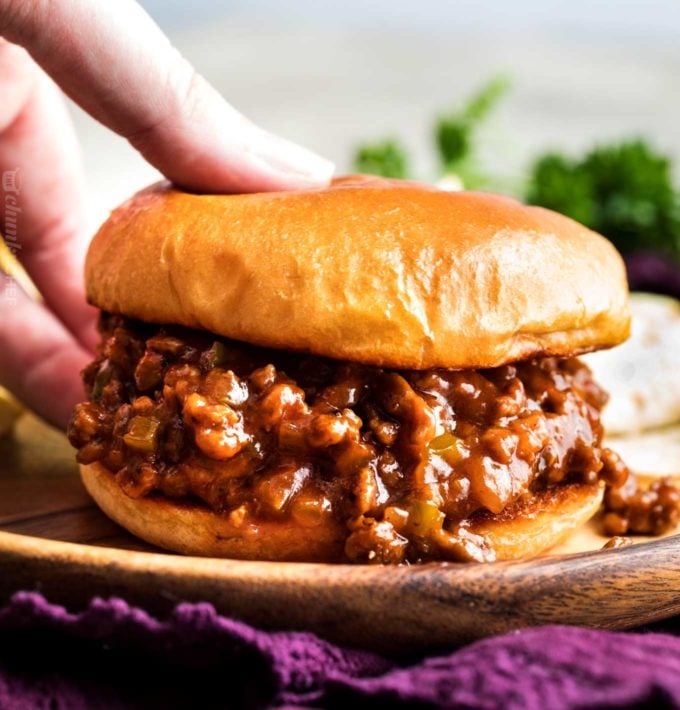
[0,413,678,653]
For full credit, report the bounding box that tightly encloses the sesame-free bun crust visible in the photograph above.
[85,176,630,369]
[80,462,604,562]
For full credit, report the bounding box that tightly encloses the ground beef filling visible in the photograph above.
[68,315,676,563]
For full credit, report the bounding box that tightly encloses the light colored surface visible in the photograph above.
[0,388,21,437]
[606,425,680,480]
[68,7,680,230]
[585,293,680,434]
[141,0,680,35]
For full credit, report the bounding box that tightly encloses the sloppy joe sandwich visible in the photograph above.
[69,176,673,563]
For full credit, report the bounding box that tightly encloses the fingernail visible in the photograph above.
[253,128,335,185]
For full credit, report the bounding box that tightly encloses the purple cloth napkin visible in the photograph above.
[0,593,679,709]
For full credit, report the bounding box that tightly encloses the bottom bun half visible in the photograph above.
[80,462,604,562]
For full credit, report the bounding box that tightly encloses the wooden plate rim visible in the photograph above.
[1,527,678,583]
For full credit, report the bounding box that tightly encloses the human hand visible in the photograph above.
[0,0,334,429]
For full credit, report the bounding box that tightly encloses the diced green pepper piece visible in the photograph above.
[210,341,229,367]
[428,432,466,466]
[123,416,160,453]
[408,501,443,537]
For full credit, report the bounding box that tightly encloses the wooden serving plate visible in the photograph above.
[0,413,678,654]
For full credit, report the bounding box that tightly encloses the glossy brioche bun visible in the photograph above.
[470,482,605,560]
[80,462,604,561]
[85,176,630,370]
[81,463,346,562]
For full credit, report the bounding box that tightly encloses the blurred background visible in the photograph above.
[72,0,680,223]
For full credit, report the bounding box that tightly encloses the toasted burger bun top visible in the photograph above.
[86,176,630,369]
[80,462,604,562]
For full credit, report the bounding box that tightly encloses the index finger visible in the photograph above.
[0,0,334,193]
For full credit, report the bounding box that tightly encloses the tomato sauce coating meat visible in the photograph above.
[68,315,678,563]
